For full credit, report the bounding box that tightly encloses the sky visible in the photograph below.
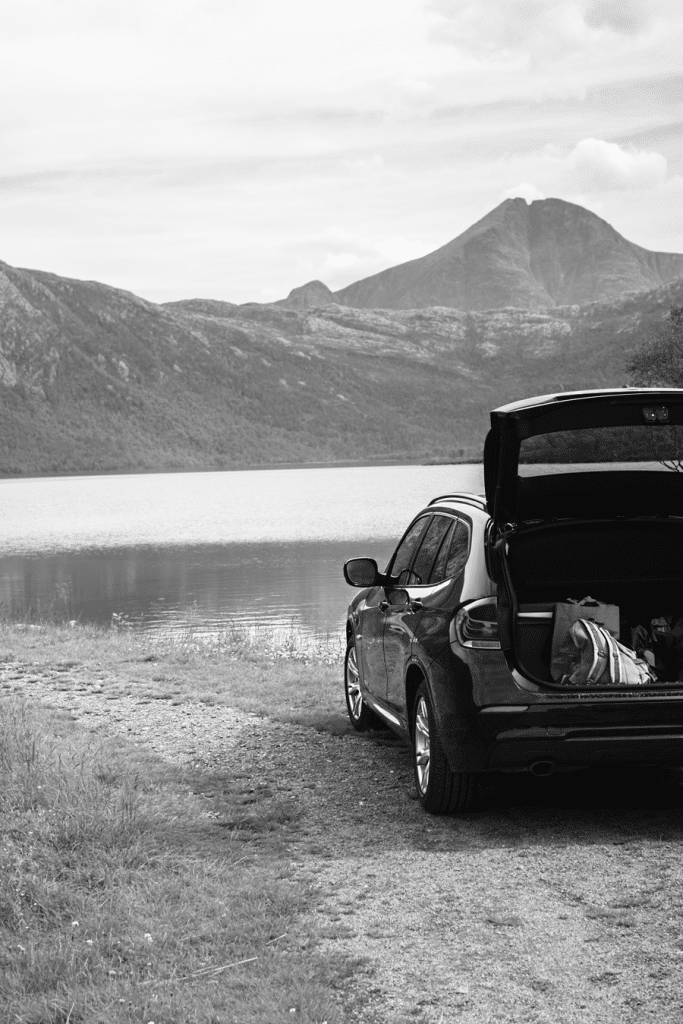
[1,0,683,303]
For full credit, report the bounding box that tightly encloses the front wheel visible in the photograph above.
[344,639,381,732]
[412,681,477,813]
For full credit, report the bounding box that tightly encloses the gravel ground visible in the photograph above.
[4,657,683,1023]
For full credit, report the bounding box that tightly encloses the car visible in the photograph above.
[343,388,683,813]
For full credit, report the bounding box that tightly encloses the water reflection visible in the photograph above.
[0,539,397,640]
[0,463,484,642]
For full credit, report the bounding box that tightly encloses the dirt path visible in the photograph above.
[5,658,683,1023]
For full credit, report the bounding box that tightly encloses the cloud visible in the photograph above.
[583,0,649,34]
[280,228,432,291]
[561,137,668,190]
[429,0,667,56]
[502,181,546,202]
[500,138,668,203]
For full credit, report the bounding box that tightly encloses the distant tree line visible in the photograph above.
[517,309,683,467]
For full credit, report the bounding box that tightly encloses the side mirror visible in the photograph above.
[344,557,380,588]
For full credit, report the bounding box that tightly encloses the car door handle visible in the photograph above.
[380,598,423,612]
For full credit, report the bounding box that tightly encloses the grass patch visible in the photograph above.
[0,695,352,1023]
[0,622,350,736]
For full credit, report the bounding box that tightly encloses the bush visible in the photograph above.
[628,306,683,386]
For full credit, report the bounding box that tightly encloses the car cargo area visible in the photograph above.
[505,518,683,688]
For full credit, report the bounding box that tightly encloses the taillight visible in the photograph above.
[454,597,501,649]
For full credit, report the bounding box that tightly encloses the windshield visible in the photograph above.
[519,425,683,476]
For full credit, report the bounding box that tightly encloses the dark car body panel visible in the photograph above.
[345,389,683,777]
[357,586,387,699]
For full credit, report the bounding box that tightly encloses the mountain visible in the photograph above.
[0,254,680,475]
[332,198,683,311]
[277,280,338,310]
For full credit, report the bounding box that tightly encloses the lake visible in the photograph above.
[0,464,484,644]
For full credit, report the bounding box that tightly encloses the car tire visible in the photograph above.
[412,681,478,813]
[344,638,381,732]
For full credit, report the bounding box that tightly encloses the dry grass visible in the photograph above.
[168,618,344,665]
[0,624,358,1023]
[0,621,350,736]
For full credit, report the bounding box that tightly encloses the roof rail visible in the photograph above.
[428,492,487,509]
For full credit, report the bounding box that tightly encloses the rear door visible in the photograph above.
[416,516,471,668]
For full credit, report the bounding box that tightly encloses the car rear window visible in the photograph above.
[444,520,470,579]
[519,424,683,476]
[428,521,455,584]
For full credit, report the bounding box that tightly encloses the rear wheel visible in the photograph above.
[344,639,381,731]
[412,681,477,813]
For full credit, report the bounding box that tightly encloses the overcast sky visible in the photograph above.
[2,0,682,303]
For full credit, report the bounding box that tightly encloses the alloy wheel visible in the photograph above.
[414,695,431,795]
[345,643,363,720]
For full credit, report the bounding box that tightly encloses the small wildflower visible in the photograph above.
[71,921,79,928]
[86,940,93,946]
[144,932,153,943]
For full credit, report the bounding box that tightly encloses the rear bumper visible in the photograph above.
[435,697,683,772]
[486,722,683,771]
[427,642,683,773]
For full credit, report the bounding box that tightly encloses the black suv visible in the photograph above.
[343,389,683,813]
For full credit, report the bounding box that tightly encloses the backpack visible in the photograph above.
[550,597,620,682]
[561,618,656,687]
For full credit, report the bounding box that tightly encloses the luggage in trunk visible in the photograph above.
[501,519,683,689]
[484,390,683,690]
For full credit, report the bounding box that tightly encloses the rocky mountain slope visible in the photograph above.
[277,280,337,311]
[331,198,683,311]
[0,254,680,474]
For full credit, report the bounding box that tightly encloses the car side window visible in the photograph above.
[427,520,455,585]
[411,514,453,586]
[444,519,470,579]
[388,515,432,583]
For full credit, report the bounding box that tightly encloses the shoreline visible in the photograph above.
[0,455,482,482]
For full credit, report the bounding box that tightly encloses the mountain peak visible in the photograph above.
[332,198,683,311]
[277,279,338,310]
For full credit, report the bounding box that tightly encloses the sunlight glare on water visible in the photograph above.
[0,464,484,554]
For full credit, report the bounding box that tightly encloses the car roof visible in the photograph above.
[427,492,488,514]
